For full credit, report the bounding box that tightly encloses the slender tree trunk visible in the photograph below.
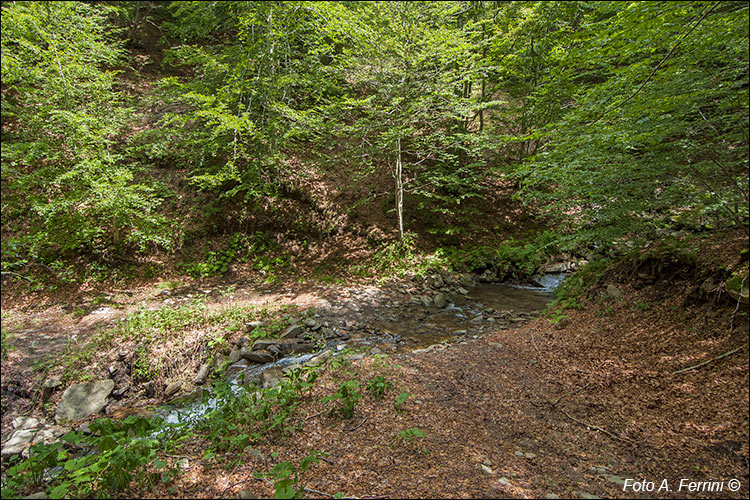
[396,136,404,242]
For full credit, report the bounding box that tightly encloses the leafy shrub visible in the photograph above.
[322,380,361,420]
[260,450,326,499]
[1,415,173,499]
[366,375,393,400]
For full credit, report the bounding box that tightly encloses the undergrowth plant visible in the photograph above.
[322,380,361,420]
[1,415,178,499]
[196,365,319,460]
[258,450,327,499]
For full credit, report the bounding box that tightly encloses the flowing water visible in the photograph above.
[156,273,567,425]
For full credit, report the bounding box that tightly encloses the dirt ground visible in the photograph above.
[132,270,748,498]
[2,234,748,499]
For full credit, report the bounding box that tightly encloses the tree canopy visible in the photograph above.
[1,1,748,276]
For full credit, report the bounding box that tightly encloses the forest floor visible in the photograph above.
[1,232,748,499]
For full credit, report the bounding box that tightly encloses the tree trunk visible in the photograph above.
[396,137,404,242]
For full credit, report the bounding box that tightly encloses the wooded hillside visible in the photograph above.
[1,2,748,500]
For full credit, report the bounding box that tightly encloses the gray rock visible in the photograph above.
[238,490,258,499]
[589,466,609,475]
[225,360,251,380]
[524,452,537,459]
[1,428,40,457]
[228,348,241,363]
[544,495,561,499]
[514,451,524,457]
[143,381,155,397]
[281,325,303,339]
[12,416,40,430]
[498,477,512,487]
[605,474,626,486]
[278,339,314,356]
[56,379,115,424]
[457,287,469,295]
[470,315,483,323]
[430,274,444,288]
[23,492,48,499]
[542,262,572,273]
[246,321,263,330]
[42,376,63,401]
[262,367,284,388]
[453,330,467,335]
[243,349,274,364]
[579,494,601,499]
[480,464,494,476]
[303,318,317,328]
[43,376,62,390]
[164,381,182,399]
[213,353,226,372]
[606,284,622,299]
[252,339,278,351]
[194,363,210,385]
[433,293,446,308]
[420,295,433,307]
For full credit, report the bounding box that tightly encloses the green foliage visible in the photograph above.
[394,391,411,413]
[180,231,288,279]
[260,450,325,499]
[394,426,425,444]
[1,415,174,499]
[366,375,393,400]
[195,366,318,456]
[1,1,173,267]
[512,1,749,238]
[322,380,361,420]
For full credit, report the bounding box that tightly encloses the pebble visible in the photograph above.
[480,464,494,476]
[498,477,512,487]
[605,474,626,486]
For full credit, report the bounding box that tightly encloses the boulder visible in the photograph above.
[252,339,278,351]
[228,348,241,363]
[605,284,622,299]
[164,380,182,399]
[55,379,115,424]
[12,416,40,430]
[278,339,314,356]
[430,274,444,288]
[225,360,251,380]
[261,367,284,388]
[433,293,446,309]
[194,363,210,385]
[281,325,304,339]
[1,428,40,457]
[242,349,274,364]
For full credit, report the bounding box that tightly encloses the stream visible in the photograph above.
[156,273,567,426]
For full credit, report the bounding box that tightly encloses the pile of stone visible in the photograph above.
[406,272,476,309]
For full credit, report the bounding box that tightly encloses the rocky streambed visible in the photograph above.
[1,269,570,459]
